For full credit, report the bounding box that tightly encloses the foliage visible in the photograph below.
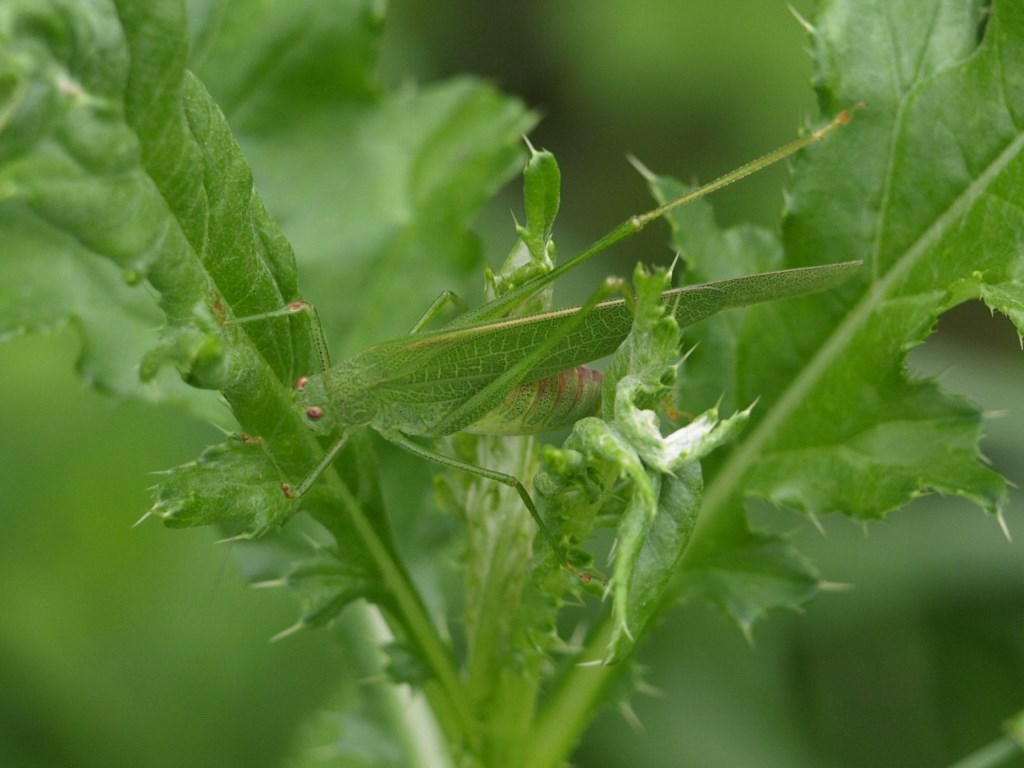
[1,0,1022,766]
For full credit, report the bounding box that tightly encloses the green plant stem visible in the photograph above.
[464,435,544,767]
[355,606,453,768]
[522,619,617,768]
[322,471,478,756]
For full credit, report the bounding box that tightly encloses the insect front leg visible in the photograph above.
[408,290,471,334]
[280,430,352,499]
[224,300,331,373]
[223,300,344,498]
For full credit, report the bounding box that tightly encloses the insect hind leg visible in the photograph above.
[377,428,594,582]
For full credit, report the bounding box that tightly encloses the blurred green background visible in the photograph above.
[2,1,1022,766]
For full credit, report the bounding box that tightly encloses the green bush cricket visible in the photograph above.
[231,108,862,576]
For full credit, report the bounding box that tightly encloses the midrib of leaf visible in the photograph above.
[323,460,478,755]
[692,113,1024,543]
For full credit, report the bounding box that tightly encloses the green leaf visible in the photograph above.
[187,0,382,117]
[603,401,753,662]
[0,2,217,416]
[0,0,316,438]
[273,555,381,637]
[641,0,1023,630]
[677,520,821,639]
[151,440,293,533]
[740,0,1021,515]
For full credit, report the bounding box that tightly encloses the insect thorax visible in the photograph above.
[296,367,378,431]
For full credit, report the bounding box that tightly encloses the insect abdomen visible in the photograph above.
[466,366,603,435]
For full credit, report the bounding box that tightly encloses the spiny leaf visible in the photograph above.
[646,0,1022,630]
[678,521,821,639]
[150,441,293,534]
[743,0,1022,517]
[0,0,319,456]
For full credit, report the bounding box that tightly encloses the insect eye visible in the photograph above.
[295,376,309,391]
[306,406,324,422]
